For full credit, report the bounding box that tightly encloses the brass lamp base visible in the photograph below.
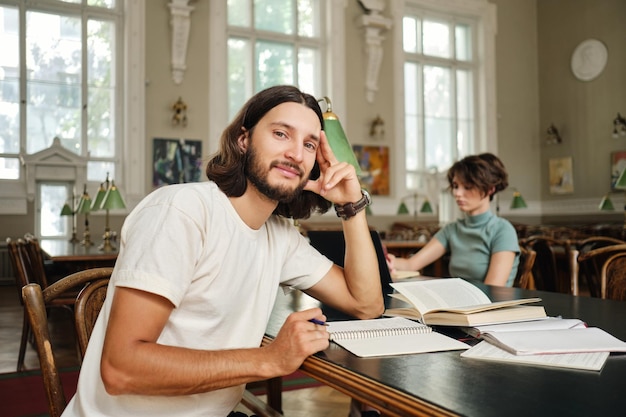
[99,229,117,252]
[81,230,93,247]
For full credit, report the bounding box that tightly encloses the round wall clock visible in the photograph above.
[571,39,608,81]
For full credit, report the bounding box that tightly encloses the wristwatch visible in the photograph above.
[334,189,372,220]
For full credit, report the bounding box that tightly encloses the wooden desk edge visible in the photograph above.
[261,336,458,417]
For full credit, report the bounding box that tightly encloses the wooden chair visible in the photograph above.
[600,252,626,301]
[577,244,626,298]
[22,267,281,417]
[522,236,578,295]
[513,246,536,289]
[7,237,76,371]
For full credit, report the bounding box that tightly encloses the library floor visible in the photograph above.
[0,284,351,417]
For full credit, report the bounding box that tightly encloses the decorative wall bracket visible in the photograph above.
[168,0,196,85]
[358,0,392,103]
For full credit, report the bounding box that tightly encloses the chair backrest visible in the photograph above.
[522,236,578,294]
[22,236,51,289]
[577,244,626,298]
[600,252,626,301]
[513,246,536,289]
[21,267,114,417]
[307,229,392,290]
[6,238,29,303]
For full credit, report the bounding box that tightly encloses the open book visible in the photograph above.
[464,317,587,338]
[461,341,610,371]
[480,327,626,355]
[327,317,469,357]
[385,278,546,326]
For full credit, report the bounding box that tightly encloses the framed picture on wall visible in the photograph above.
[153,138,203,188]
[352,145,390,195]
[549,157,574,195]
[610,151,626,189]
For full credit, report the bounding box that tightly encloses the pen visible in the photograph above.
[309,318,329,326]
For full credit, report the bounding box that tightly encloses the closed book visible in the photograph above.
[327,317,469,357]
[385,278,545,326]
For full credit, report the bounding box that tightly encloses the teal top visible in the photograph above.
[434,211,519,286]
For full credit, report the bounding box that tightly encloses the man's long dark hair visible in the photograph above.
[205,85,332,219]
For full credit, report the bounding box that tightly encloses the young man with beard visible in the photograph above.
[62,85,384,417]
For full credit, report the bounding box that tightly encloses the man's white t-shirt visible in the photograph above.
[62,181,333,416]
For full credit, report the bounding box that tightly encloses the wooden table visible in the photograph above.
[264,284,626,417]
[40,240,117,277]
[382,239,448,276]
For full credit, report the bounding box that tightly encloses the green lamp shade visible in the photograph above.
[76,194,92,214]
[615,168,626,190]
[397,201,410,214]
[101,181,126,210]
[91,183,107,212]
[323,113,362,176]
[420,199,433,213]
[60,203,74,216]
[510,192,527,209]
[599,195,615,211]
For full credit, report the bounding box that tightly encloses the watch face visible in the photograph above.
[362,189,372,205]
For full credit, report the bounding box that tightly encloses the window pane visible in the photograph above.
[88,0,115,8]
[297,47,319,96]
[297,0,319,37]
[455,24,472,61]
[0,157,19,179]
[228,38,251,119]
[88,161,115,182]
[0,6,20,155]
[254,0,293,34]
[423,20,450,58]
[256,40,293,90]
[88,19,115,157]
[40,183,69,238]
[403,16,418,53]
[26,11,82,154]
[424,65,452,170]
[457,69,473,157]
[228,0,251,27]
[404,62,419,171]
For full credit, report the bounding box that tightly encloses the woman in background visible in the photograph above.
[388,153,519,287]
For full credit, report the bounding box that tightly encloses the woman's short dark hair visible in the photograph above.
[446,153,509,201]
[205,85,332,219]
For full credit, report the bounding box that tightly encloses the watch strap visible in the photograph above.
[334,190,371,220]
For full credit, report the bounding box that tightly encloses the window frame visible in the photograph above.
[208,0,347,156]
[0,0,145,217]
[391,0,497,222]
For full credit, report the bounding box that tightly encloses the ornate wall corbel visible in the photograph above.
[168,0,195,85]
[358,0,392,103]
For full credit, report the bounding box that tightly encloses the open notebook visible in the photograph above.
[307,230,418,290]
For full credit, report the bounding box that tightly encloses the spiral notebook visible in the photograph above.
[327,317,470,357]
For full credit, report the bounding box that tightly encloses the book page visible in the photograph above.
[472,317,586,335]
[390,278,492,314]
[461,341,609,371]
[482,327,626,355]
[334,332,469,357]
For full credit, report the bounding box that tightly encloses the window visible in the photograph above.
[226,0,324,119]
[397,0,496,198]
[0,0,122,182]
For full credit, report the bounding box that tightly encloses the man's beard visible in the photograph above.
[245,146,308,203]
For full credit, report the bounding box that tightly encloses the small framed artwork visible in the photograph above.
[352,145,390,195]
[153,138,203,188]
[549,157,574,195]
[610,151,626,189]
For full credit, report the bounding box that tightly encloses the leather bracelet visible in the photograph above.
[334,189,372,220]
